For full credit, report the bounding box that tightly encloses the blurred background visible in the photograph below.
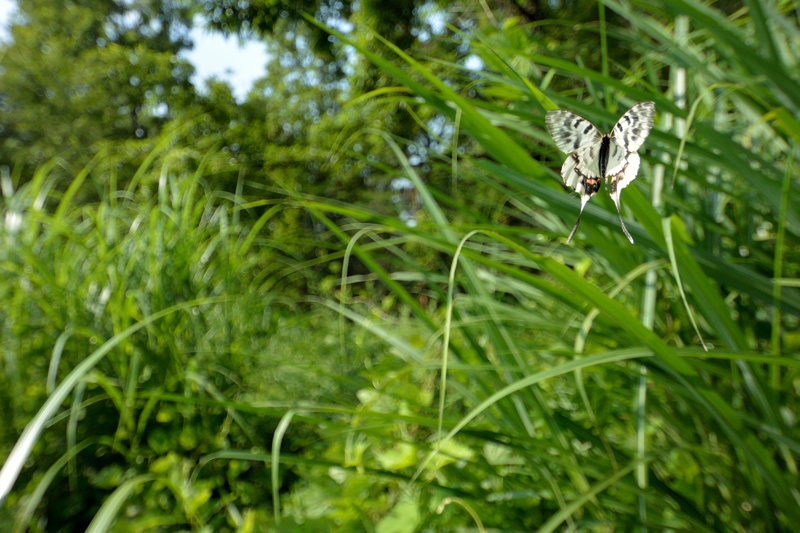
[0,0,270,101]
[0,0,798,531]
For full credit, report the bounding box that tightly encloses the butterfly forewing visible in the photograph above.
[545,110,602,154]
[612,101,655,152]
[545,101,655,243]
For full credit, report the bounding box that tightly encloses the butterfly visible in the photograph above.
[545,101,655,243]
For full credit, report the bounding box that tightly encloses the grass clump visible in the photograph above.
[0,154,344,529]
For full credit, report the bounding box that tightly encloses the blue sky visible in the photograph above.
[183,24,269,101]
[0,0,270,101]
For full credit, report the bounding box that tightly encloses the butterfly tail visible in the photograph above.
[607,184,634,243]
[616,206,634,244]
[566,193,592,243]
[566,212,583,243]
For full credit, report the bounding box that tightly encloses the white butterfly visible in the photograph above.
[545,101,655,243]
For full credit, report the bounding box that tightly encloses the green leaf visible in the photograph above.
[376,497,421,533]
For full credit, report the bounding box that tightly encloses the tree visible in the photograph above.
[0,0,196,174]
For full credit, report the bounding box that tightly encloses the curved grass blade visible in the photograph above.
[84,474,158,533]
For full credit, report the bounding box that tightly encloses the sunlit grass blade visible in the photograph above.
[84,475,158,533]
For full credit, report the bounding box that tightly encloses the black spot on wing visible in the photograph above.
[557,133,576,149]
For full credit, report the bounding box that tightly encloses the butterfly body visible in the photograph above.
[597,136,611,177]
[545,102,655,243]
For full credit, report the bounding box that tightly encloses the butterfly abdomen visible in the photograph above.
[583,176,601,195]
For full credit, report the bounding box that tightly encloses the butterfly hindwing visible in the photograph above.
[545,101,655,243]
[605,140,627,176]
[559,144,604,243]
[608,152,641,243]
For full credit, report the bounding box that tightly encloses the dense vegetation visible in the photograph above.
[1,0,799,530]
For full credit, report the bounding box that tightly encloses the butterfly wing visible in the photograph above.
[607,101,655,243]
[607,152,641,243]
[546,109,604,242]
[611,101,655,152]
[560,144,604,243]
[545,109,602,154]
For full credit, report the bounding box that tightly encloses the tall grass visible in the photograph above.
[1,0,799,531]
[0,146,360,529]
[298,0,800,530]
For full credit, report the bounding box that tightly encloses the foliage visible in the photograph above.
[2,0,800,531]
[280,0,800,529]
[0,0,195,171]
[0,146,358,529]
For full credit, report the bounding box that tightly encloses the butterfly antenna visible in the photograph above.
[566,211,583,243]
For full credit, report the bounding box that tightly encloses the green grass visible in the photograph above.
[0,149,359,529]
[2,0,800,531]
[304,0,800,529]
